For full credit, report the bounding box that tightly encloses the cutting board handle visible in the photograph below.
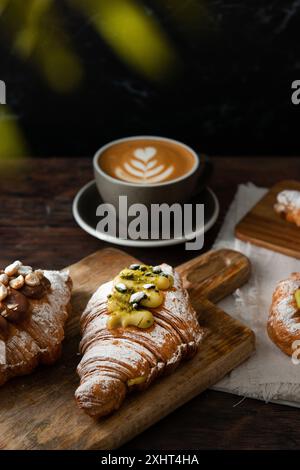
[177,249,251,305]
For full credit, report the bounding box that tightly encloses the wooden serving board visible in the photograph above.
[0,248,254,450]
[235,180,300,258]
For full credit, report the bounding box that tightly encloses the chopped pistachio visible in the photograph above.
[120,273,134,280]
[152,266,162,274]
[107,263,172,330]
[130,291,147,304]
[129,264,140,270]
[115,283,127,293]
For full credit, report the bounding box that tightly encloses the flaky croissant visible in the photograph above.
[75,263,204,418]
[267,273,300,356]
[0,261,72,386]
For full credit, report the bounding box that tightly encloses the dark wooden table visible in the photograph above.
[1,156,300,450]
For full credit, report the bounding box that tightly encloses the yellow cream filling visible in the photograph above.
[295,289,300,309]
[127,376,146,387]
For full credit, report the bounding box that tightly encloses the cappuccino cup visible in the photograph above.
[93,136,207,209]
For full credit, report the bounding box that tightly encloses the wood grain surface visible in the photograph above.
[0,247,254,450]
[235,180,300,258]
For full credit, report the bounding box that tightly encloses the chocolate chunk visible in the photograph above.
[41,275,51,290]
[0,313,9,335]
[2,288,29,323]
[20,283,44,299]
[20,275,51,299]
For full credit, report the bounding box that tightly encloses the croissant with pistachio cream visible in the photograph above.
[0,260,72,386]
[75,263,204,418]
[268,273,300,356]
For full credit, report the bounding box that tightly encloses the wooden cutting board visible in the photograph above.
[235,180,300,258]
[0,248,254,450]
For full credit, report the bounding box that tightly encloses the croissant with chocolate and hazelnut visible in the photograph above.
[75,263,204,418]
[0,260,72,386]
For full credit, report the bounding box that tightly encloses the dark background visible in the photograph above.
[1,0,300,158]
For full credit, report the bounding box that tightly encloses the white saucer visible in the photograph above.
[72,180,219,248]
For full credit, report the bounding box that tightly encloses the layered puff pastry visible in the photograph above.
[267,273,300,356]
[274,190,300,227]
[0,260,72,386]
[75,263,204,418]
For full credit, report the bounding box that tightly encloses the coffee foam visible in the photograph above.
[99,139,196,184]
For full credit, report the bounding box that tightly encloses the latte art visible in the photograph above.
[99,139,196,184]
[115,146,175,183]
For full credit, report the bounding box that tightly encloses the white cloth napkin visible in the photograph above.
[212,183,300,406]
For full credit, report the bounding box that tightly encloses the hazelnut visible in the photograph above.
[5,261,22,277]
[18,265,32,276]
[35,269,44,280]
[9,275,24,290]
[25,272,40,287]
[0,274,8,286]
[0,284,8,301]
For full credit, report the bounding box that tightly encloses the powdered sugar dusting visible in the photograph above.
[76,263,204,417]
[0,340,6,365]
[272,276,300,332]
[29,270,71,345]
[277,190,300,210]
[1,270,71,376]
